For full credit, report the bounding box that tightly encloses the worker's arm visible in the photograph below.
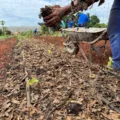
[44,0,104,27]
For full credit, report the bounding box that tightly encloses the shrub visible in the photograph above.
[6,30,12,35]
[93,23,107,28]
[40,25,49,34]
[0,29,3,35]
[25,30,33,38]
[20,30,33,37]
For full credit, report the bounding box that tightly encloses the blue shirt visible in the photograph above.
[34,29,37,33]
[78,13,89,26]
[108,0,120,35]
[68,20,74,28]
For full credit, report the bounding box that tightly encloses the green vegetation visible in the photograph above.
[0,20,12,40]
[40,25,49,34]
[88,15,100,27]
[52,31,63,37]
[0,29,3,35]
[17,30,33,40]
[40,25,64,37]
[88,15,107,28]
[0,35,14,40]
[20,30,33,37]
[93,23,107,28]
[0,35,10,39]
[0,20,5,33]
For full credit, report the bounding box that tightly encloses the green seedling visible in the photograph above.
[107,57,114,70]
[29,78,39,86]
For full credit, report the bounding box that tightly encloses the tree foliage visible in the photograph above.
[0,20,6,35]
[1,21,5,26]
[0,29,3,35]
[88,15,100,27]
[93,23,107,28]
[41,25,49,34]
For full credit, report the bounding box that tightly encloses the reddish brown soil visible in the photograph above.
[35,36,112,65]
[0,37,17,79]
[80,40,112,65]
[35,36,64,46]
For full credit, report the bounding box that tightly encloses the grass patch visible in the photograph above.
[40,31,67,37]
[17,34,33,40]
[17,31,33,40]
[0,35,14,40]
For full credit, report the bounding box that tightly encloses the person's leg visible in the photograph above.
[107,0,120,71]
[34,32,35,36]
[109,33,120,70]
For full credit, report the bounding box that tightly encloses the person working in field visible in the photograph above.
[78,13,89,27]
[43,0,120,71]
[34,28,37,36]
[67,18,74,28]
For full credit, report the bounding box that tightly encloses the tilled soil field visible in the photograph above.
[0,37,119,120]
[0,37,17,79]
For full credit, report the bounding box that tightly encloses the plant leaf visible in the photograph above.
[48,50,52,54]
[29,78,39,86]
[107,57,114,70]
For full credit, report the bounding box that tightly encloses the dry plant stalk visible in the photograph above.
[22,50,31,107]
[79,45,89,63]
